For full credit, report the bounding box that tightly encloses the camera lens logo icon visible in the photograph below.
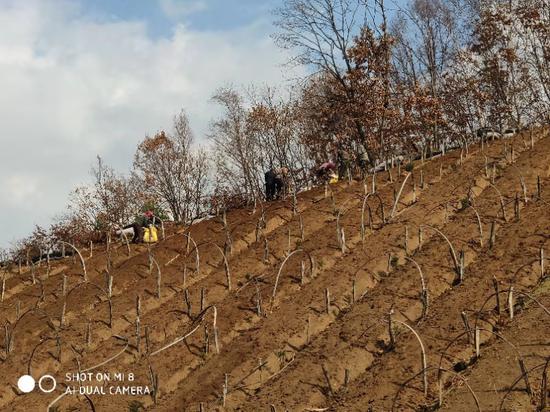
[17,375,35,393]
[17,374,56,393]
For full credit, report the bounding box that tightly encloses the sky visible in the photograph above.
[0,0,302,249]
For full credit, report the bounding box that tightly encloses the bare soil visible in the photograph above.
[1,128,549,411]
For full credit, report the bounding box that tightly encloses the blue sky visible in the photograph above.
[0,0,417,250]
[0,0,299,249]
[82,0,282,37]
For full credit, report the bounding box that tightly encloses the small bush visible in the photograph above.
[459,197,471,211]
[405,163,414,172]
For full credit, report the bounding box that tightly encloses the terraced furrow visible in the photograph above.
[232,133,549,411]
[439,287,550,412]
[9,145,448,412]
[2,130,546,412]
[334,195,550,411]
[0,166,383,411]
[7,175,396,411]
[149,133,539,411]
[0,197,304,409]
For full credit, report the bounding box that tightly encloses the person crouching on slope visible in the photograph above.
[123,210,157,243]
[316,161,337,184]
[265,167,288,201]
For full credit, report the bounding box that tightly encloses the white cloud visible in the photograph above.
[0,0,302,248]
[1,175,40,206]
[158,0,207,19]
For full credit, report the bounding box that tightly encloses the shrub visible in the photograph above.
[459,197,471,211]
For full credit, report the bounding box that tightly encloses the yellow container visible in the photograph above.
[143,225,158,243]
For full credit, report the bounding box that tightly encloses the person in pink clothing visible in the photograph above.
[316,161,337,183]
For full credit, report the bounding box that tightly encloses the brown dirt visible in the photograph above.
[1,128,549,412]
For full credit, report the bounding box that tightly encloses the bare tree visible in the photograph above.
[516,1,550,123]
[210,87,264,202]
[391,0,461,150]
[472,3,539,129]
[92,156,141,228]
[134,111,209,222]
[247,87,314,187]
[274,0,377,164]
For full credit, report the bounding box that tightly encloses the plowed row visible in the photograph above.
[0,128,548,411]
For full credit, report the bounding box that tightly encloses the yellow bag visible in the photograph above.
[143,225,158,243]
[329,173,339,184]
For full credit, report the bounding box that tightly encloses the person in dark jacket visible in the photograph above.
[265,167,287,201]
[123,210,157,243]
[265,169,277,201]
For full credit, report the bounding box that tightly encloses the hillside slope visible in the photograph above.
[1,128,549,411]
